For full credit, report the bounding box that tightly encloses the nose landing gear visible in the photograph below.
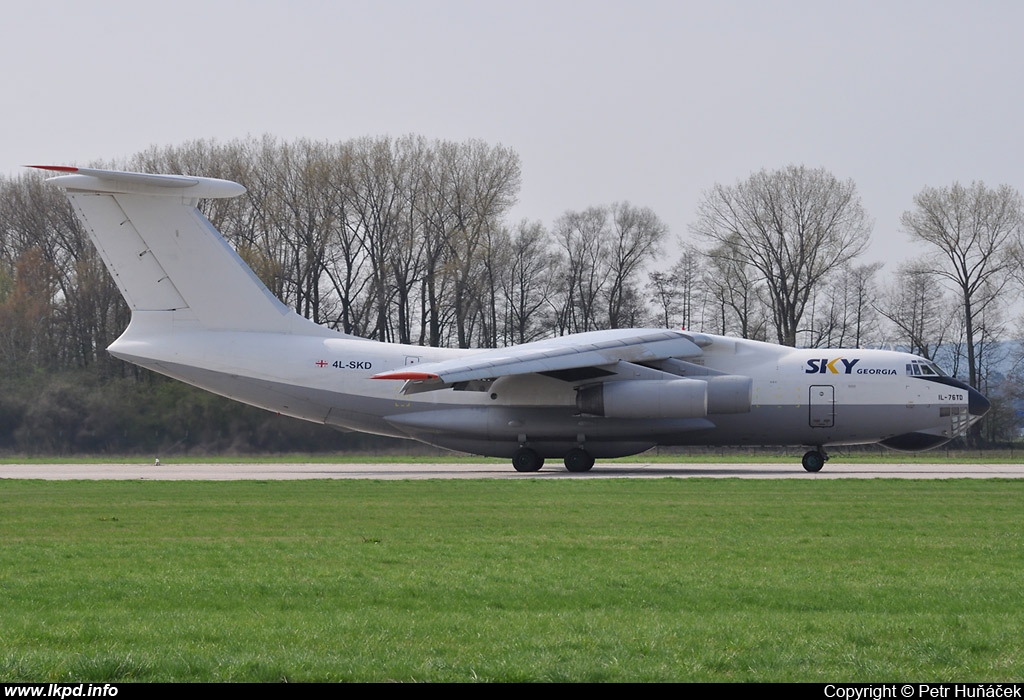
[801,448,829,473]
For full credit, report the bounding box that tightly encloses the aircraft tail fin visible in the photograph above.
[35,166,334,336]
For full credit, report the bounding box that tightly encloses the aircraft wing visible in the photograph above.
[372,328,708,393]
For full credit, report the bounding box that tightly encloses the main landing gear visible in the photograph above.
[511,447,595,473]
[512,448,544,472]
[564,447,595,472]
[801,448,829,473]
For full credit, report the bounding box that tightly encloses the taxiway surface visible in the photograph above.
[3,461,1023,480]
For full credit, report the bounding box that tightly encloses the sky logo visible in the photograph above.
[805,358,861,374]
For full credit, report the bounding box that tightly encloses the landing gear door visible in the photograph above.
[809,385,834,428]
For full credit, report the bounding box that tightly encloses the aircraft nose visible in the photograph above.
[968,387,991,417]
[944,376,990,417]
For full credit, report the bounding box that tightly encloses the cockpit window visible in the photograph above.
[907,359,947,377]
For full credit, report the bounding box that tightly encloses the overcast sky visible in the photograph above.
[2,0,1021,270]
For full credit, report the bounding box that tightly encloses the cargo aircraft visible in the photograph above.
[35,166,990,472]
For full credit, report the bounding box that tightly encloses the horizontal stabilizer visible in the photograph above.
[30,166,245,199]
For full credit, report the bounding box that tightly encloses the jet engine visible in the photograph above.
[576,376,752,419]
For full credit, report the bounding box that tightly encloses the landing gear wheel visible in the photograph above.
[564,447,595,472]
[512,448,544,472]
[801,450,827,473]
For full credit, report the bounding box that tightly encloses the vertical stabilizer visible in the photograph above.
[36,166,334,336]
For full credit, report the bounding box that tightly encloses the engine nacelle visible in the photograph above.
[577,379,708,419]
[576,375,753,419]
[703,375,753,414]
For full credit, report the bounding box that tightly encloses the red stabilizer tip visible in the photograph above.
[371,371,440,381]
[26,165,79,172]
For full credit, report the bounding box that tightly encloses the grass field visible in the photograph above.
[1,478,1021,681]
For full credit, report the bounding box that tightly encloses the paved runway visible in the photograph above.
[3,461,1023,480]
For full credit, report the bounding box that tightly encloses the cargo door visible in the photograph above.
[809,385,834,428]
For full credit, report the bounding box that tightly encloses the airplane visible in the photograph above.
[32,165,990,473]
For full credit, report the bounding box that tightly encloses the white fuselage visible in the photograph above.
[109,312,978,459]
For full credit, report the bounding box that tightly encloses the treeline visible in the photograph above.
[141,135,670,348]
[1,136,1023,452]
[0,370,405,455]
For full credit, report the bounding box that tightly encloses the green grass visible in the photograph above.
[1,479,1021,681]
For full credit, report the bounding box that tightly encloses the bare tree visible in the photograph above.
[415,140,521,347]
[701,248,770,340]
[550,202,666,333]
[803,262,882,348]
[647,269,680,329]
[0,172,126,372]
[691,165,872,346]
[499,220,557,345]
[605,202,667,328]
[670,246,704,332]
[345,136,412,342]
[900,181,1024,390]
[450,141,522,348]
[268,139,340,324]
[321,140,374,337]
[552,207,609,334]
[876,263,953,360]
[0,248,59,374]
